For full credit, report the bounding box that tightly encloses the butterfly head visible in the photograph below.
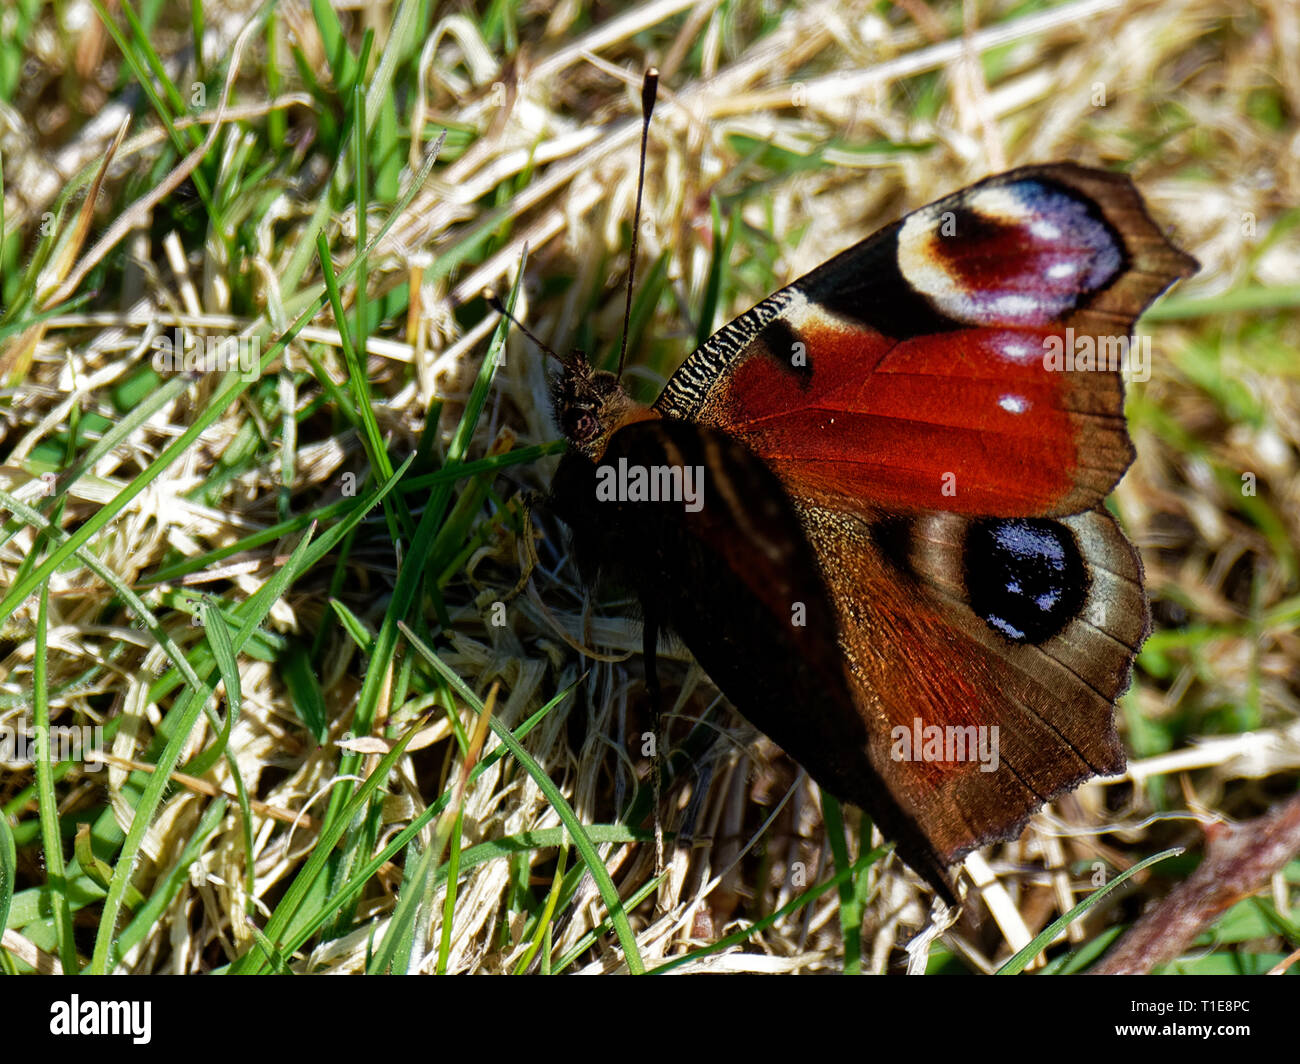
[483,292,655,461]
[550,351,654,463]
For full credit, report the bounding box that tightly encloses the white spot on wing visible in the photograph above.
[992,335,1037,363]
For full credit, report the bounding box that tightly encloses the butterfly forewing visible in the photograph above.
[656,163,1197,518]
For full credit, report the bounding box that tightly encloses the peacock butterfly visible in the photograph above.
[505,77,1197,903]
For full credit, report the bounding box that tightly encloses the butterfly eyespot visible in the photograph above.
[963,518,1087,644]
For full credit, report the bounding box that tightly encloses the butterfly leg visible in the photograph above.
[503,492,543,603]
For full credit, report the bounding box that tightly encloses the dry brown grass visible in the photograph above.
[1,0,1298,974]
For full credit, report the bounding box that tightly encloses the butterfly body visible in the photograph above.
[545,163,1196,900]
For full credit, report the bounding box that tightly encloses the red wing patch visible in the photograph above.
[708,320,1129,516]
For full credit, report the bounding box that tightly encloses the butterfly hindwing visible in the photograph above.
[797,502,1145,872]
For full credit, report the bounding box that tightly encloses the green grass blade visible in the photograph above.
[400,623,647,974]
[33,584,79,974]
[0,132,446,631]
[235,685,575,971]
[0,801,14,940]
[647,846,890,975]
[996,848,1185,975]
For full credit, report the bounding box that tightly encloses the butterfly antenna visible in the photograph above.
[485,290,565,365]
[615,68,659,382]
